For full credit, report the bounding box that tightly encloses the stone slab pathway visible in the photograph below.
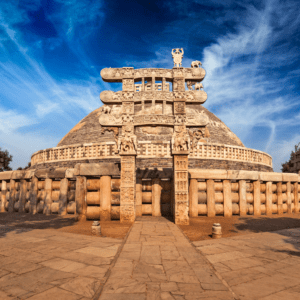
[194,228,300,299]
[0,225,123,299]
[99,217,234,300]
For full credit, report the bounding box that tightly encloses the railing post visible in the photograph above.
[294,182,299,214]
[100,176,111,221]
[136,178,142,217]
[59,178,69,216]
[287,181,292,213]
[266,181,273,216]
[277,182,283,215]
[0,180,7,212]
[253,180,261,216]
[207,179,215,217]
[152,178,162,217]
[75,176,87,220]
[223,179,232,217]
[43,178,52,215]
[239,180,247,216]
[189,178,198,217]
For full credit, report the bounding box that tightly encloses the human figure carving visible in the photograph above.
[117,126,137,153]
[189,129,205,150]
[172,48,184,67]
[172,126,190,152]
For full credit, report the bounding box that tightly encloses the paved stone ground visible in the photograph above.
[1,218,300,299]
[99,217,234,300]
[194,228,300,299]
[0,226,123,299]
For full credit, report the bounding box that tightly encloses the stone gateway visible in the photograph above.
[2,49,299,224]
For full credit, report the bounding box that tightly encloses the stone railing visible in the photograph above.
[31,141,272,168]
[31,142,118,166]
[189,143,272,167]
[188,170,300,217]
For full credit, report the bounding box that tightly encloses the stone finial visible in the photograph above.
[172,48,184,68]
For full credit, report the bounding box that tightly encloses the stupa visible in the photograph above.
[4,49,297,226]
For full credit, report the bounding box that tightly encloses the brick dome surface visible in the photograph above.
[57,105,244,147]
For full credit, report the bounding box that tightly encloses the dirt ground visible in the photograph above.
[1,212,300,241]
[179,213,300,241]
[0,213,131,239]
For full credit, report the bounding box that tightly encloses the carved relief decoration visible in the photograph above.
[99,114,122,126]
[186,112,209,126]
[173,78,185,91]
[101,68,205,81]
[172,126,190,153]
[122,79,134,92]
[100,90,206,104]
[122,102,134,115]
[174,115,186,124]
[117,125,137,155]
[174,102,186,114]
[172,48,184,67]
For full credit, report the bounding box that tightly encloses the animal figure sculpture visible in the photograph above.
[186,81,204,91]
[191,61,202,68]
[172,127,190,151]
[101,105,111,114]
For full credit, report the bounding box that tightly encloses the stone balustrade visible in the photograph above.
[188,170,300,217]
[1,167,300,220]
[31,142,272,168]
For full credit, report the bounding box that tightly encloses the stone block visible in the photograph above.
[189,169,227,179]
[34,168,50,179]
[0,171,13,180]
[79,163,120,176]
[24,170,35,179]
[48,168,68,179]
[65,168,75,178]
[282,173,298,182]
[259,172,282,182]
[11,170,25,180]
[227,170,259,180]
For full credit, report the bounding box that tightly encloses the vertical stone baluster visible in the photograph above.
[152,178,162,217]
[43,178,52,215]
[294,182,299,214]
[19,179,27,213]
[8,179,16,213]
[59,178,69,216]
[189,178,198,218]
[75,176,87,220]
[136,178,142,217]
[239,180,247,216]
[207,179,215,217]
[266,181,273,216]
[277,182,283,215]
[287,181,292,213]
[1,180,7,212]
[30,177,38,214]
[100,176,111,221]
[253,180,261,216]
[223,179,232,217]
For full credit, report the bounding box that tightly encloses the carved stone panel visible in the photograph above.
[174,101,186,115]
[122,79,134,92]
[120,155,136,223]
[122,102,134,115]
[172,126,190,154]
[173,78,185,91]
[173,154,189,225]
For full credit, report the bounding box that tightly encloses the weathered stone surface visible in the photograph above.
[78,163,120,176]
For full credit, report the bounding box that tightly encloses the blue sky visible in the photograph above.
[0,0,299,171]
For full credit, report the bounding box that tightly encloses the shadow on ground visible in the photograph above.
[0,212,131,239]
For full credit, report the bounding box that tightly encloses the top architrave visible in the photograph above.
[100,67,206,82]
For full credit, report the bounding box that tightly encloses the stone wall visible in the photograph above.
[189,159,273,172]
